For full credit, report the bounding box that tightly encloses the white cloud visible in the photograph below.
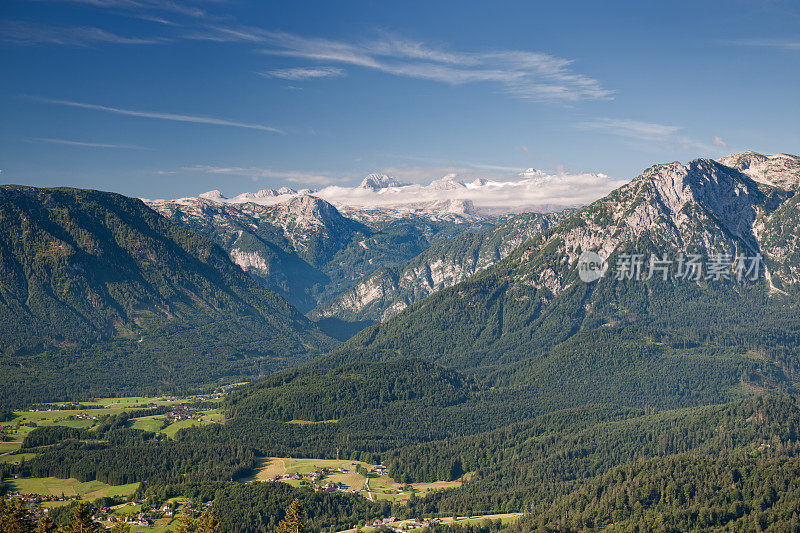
[313,172,626,213]
[38,0,209,19]
[174,166,627,214]
[373,154,523,180]
[0,20,165,46]
[580,118,681,140]
[261,66,345,80]
[189,28,612,102]
[24,137,146,149]
[721,38,800,50]
[578,117,722,154]
[713,136,728,149]
[30,97,283,133]
[7,14,610,103]
[180,166,348,186]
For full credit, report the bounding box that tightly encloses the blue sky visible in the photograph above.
[1,0,798,199]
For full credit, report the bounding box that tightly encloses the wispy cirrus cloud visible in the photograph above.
[720,37,800,50]
[30,96,283,133]
[579,118,681,140]
[260,66,345,80]
[179,165,347,186]
[4,12,610,103]
[0,20,165,45]
[578,117,726,155]
[373,153,523,180]
[23,137,147,149]
[189,28,612,102]
[35,0,209,19]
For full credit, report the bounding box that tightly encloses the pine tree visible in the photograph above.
[0,497,34,533]
[277,499,304,533]
[197,506,220,533]
[65,503,99,533]
[110,522,131,533]
[175,505,195,533]
[35,514,57,533]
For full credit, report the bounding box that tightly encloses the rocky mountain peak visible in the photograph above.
[597,158,765,252]
[359,173,409,191]
[717,151,800,190]
[283,194,340,221]
[431,199,477,215]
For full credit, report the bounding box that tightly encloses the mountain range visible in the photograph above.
[2,151,799,407]
[208,152,800,501]
[143,167,622,329]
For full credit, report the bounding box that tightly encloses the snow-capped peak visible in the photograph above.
[199,190,226,201]
[427,175,466,191]
[359,173,409,191]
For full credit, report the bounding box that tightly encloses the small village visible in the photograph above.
[4,493,182,528]
[6,491,81,505]
[268,464,391,495]
[364,516,444,531]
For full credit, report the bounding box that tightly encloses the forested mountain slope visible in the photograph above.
[399,394,800,527]
[0,185,334,405]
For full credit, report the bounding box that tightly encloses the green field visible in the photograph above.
[111,502,143,515]
[1,408,132,443]
[249,457,461,502]
[1,394,226,445]
[0,452,36,464]
[8,477,139,499]
[161,418,212,439]
[0,441,22,453]
[81,396,172,408]
[130,417,166,433]
[201,409,226,423]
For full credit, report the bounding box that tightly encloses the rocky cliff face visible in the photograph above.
[718,151,800,190]
[146,194,490,312]
[310,211,569,322]
[506,153,799,297]
[149,194,369,267]
[147,195,370,310]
